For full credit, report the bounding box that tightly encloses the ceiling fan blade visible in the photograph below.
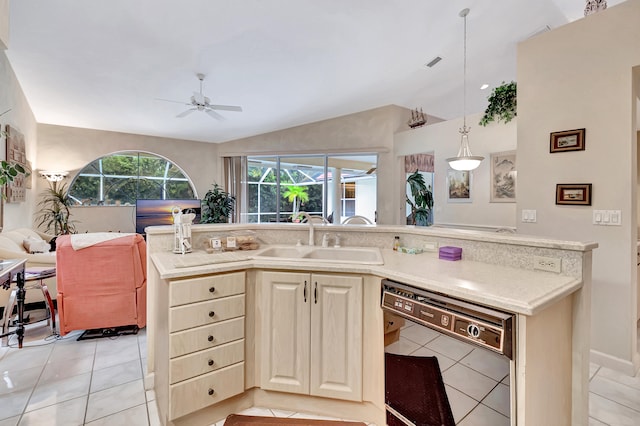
[209,104,243,112]
[205,109,226,121]
[176,108,197,118]
[192,91,205,104]
[155,98,190,105]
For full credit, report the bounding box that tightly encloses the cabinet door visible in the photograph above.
[310,273,363,401]
[259,271,311,394]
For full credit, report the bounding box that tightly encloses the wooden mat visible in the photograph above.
[224,414,367,426]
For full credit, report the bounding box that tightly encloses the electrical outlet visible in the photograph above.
[533,255,561,273]
[424,242,439,252]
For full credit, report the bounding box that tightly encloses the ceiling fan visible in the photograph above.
[156,73,243,120]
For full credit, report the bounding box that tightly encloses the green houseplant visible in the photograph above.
[36,181,76,235]
[479,81,517,126]
[406,170,433,226]
[0,161,26,188]
[201,183,235,223]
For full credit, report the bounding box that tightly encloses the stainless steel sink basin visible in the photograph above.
[252,245,383,265]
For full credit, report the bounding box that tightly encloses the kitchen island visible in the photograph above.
[145,224,595,426]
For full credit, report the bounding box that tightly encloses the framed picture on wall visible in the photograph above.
[550,128,586,153]
[556,183,592,206]
[490,151,516,203]
[447,169,472,203]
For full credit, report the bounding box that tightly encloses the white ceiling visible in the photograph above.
[6,0,627,144]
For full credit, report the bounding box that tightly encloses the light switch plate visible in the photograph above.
[522,209,537,223]
[593,210,622,226]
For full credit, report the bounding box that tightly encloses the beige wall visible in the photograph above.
[217,105,412,225]
[0,51,37,231]
[395,112,517,228]
[36,124,218,232]
[517,0,640,373]
[0,0,8,50]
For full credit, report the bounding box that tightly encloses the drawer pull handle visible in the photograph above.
[208,359,215,366]
[209,286,215,293]
[209,311,215,318]
[208,388,215,396]
[207,335,215,342]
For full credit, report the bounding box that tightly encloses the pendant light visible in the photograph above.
[446,8,484,171]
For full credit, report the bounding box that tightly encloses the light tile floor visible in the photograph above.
[1,314,639,425]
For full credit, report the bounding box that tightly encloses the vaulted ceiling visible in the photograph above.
[6,0,627,143]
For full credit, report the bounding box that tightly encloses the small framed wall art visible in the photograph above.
[550,128,585,153]
[490,150,516,203]
[556,183,592,206]
[447,169,472,203]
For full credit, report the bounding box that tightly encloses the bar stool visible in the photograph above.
[1,268,56,346]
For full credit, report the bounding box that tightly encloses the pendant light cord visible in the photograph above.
[462,8,468,131]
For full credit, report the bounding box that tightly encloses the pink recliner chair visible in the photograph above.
[55,234,147,336]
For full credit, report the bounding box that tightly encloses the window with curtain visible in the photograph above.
[68,151,196,206]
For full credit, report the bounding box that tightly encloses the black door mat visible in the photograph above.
[385,353,456,426]
[224,415,366,426]
[77,325,139,340]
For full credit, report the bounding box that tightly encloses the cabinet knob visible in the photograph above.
[209,311,215,318]
[207,335,215,342]
[209,286,215,293]
[208,359,214,366]
[208,388,215,396]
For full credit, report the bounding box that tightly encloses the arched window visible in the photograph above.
[69,151,196,206]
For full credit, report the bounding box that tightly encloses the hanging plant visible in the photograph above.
[479,81,517,126]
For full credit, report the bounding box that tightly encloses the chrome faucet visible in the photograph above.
[297,212,315,246]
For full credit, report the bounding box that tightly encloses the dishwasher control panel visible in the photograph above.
[381,279,514,359]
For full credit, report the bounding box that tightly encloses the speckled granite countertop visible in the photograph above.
[151,245,581,316]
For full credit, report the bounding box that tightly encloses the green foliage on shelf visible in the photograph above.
[479,81,517,127]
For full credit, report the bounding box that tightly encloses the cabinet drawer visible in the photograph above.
[170,294,245,332]
[170,362,244,420]
[170,316,244,358]
[170,272,245,307]
[170,339,244,384]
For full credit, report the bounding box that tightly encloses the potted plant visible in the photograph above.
[201,183,235,223]
[406,170,433,226]
[36,181,76,235]
[479,81,517,126]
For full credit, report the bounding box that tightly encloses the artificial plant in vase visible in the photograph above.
[201,183,236,223]
[36,181,76,235]
[479,81,517,126]
[406,170,434,226]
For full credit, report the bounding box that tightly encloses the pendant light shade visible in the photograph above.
[446,8,483,172]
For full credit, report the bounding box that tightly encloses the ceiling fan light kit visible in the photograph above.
[446,8,484,172]
[157,73,243,121]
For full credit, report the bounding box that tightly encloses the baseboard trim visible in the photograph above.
[590,348,638,376]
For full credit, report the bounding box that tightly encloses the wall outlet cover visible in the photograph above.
[533,255,561,273]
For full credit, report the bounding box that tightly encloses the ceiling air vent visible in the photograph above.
[424,56,442,68]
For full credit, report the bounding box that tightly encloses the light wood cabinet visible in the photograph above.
[259,271,363,402]
[166,271,246,420]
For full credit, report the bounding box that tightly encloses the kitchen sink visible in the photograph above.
[252,245,383,265]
